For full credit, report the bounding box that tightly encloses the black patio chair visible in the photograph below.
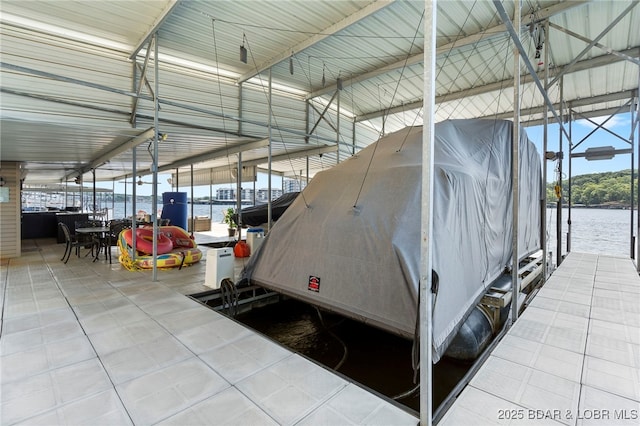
[59,222,92,263]
[104,220,131,263]
[74,220,102,255]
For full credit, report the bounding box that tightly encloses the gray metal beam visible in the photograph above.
[486,90,637,121]
[87,128,156,173]
[63,127,156,181]
[548,22,640,66]
[237,0,395,84]
[550,1,639,87]
[522,102,639,128]
[308,91,339,136]
[157,138,270,172]
[570,148,632,158]
[237,144,337,168]
[0,62,137,98]
[495,2,570,139]
[307,0,588,100]
[1,62,339,144]
[572,106,633,145]
[354,48,640,122]
[130,45,155,123]
[129,0,182,60]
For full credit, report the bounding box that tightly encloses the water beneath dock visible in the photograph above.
[236,298,471,413]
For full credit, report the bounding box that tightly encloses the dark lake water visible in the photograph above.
[235,298,469,415]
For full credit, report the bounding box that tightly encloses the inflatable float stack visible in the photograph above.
[118,225,202,271]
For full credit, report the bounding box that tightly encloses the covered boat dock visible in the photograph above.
[1,1,639,425]
[0,238,418,425]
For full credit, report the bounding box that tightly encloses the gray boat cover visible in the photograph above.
[241,119,541,362]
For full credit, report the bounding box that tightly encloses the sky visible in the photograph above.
[103,113,636,197]
[525,114,635,182]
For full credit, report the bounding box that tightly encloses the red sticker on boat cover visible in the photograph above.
[308,275,320,292]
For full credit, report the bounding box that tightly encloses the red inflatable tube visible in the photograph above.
[123,227,173,255]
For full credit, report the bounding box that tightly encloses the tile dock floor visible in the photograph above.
[1,238,418,425]
[439,252,640,426]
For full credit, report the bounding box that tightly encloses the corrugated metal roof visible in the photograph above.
[1,0,638,185]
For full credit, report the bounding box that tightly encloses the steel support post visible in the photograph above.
[267,68,273,232]
[511,0,521,325]
[542,18,550,278]
[419,0,436,424]
[557,78,564,267]
[152,33,159,281]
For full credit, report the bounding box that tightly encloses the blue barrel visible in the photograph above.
[161,192,187,230]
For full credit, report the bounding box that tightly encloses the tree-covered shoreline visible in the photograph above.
[547,169,637,208]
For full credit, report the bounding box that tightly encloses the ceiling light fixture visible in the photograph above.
[289,52,294,75]
[240,33,248,64]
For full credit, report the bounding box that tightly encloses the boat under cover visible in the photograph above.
[235,192,300,227]
[240,119,542,362]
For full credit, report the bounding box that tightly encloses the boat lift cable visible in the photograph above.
[211,20,237,209]
[392,383,420,401]
[476,34,517,284]
[242,34,314,209]
[394,3,499,153]
[314,307,348,371]
[220,278,239,317]
[352,11,424,209]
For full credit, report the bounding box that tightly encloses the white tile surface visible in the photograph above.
[100,335,194,384]
[1,307,76,335]
[0,335,96,383]
[528,295,591,319]
[470,356,580,423]
[173,316,252,354]
[438,385,564,426]
[199,332,291,384]
[577,385,640,426]
[588,318,640,345]
[444,253,640,425]
[586,333,640,369]
[0,239,427,426]
[582,356,640,401]
[158,387,278,426]
[88,318,172,356]
[322,383,417,425]
[492,335,584,382]
[72,297,135,319]
[78,303,150,335]
[1,358,112,424]
[155,306,224,334]
[237,354,348,425]
[116,357,230,425]
[137,294,201,317]
[14,390,133,426]
[0,317,85,356]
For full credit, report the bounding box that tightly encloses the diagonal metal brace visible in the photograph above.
[493,0,570,140]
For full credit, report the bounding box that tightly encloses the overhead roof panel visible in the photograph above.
[1,0,639,188]
[0,0,173,50]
